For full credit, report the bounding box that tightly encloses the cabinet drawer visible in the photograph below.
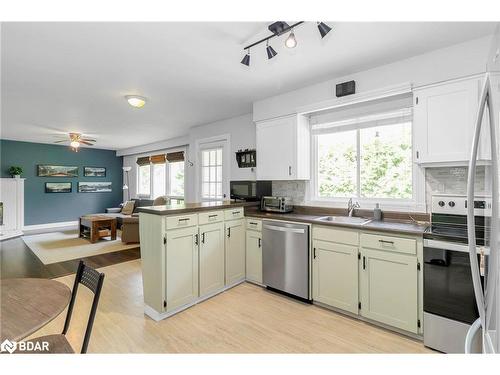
[246,218,262,231]
[198,210,224,225]
[312,225,359,246]
[360,233,416,255]
[224,207,244,221]
[165,213,198,230]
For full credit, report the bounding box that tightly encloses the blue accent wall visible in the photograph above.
[0,140,123,225]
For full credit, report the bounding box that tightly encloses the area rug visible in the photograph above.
[22,230,139,265]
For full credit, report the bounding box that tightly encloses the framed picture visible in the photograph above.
[37,165,78,177]
[78,181,112,193]
[45,182,72,193]
[84,166,106,177]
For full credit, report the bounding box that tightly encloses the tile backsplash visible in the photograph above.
[272,180,306,205]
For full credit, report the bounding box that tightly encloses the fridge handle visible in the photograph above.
[465,318,482,353]
[466,74,491,328]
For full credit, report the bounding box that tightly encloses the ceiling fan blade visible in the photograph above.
[81,138,96,142]
[80,141,94,146]
[53,140,68,143]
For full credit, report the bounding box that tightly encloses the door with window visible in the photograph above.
[199,141,228,201]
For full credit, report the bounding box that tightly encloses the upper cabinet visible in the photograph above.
[256,114,310,180]
[413,75,491,165]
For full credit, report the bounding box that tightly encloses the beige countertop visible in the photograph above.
[244,208,429,235]
[136,201,257,216]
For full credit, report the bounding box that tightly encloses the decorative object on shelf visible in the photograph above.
[84,166,106,177]
[9,166,23,178]
[37,165,78,177]
[53,132,96,152]
[235,149,256,168]
[78,181,112,193]
[122,166,131,201]
[240,21,332,66]
[45,182,72,193]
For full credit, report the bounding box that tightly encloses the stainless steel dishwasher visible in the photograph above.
[262,220,310,300]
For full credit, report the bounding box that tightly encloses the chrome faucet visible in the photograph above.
[347,198,360,217]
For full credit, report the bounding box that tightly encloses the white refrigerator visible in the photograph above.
[466,24,500,354]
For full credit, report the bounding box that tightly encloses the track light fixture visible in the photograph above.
[266,40,277,59]
[240,49,250,66]
[240,21,332,66]
[317,22,332,38]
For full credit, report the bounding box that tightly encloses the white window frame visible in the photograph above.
[308,116,426,213]
[135,147,187,201]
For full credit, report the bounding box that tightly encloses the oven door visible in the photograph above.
[424,239,484,324]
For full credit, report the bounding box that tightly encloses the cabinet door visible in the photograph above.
[246,230,262,284]
[414,78,479,164]
[165,226,199,312]
[256,116,296,180]
[199,222,225,297]
[225,219,246,285]
[312,240,359,314]
[359,248,418,333]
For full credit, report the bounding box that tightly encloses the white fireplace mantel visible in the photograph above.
[0,177,25,241]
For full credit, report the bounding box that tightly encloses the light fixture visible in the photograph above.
[240,49,250,66]
[70,140,80,149]
[285,30,297,48]
[122,166,131,201]
[126,95,146,108]
[266,40,277,60]
[317,22,332,38]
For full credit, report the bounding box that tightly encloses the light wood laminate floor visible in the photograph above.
[28,259,433,353]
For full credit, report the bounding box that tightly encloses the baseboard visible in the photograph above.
[23,220,79,233]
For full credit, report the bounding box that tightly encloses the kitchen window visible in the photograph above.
[310,106,424,210]
[137,164,151,197]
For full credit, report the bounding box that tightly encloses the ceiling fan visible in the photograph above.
[53,132,96,151]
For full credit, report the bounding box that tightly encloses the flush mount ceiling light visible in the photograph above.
[240,21,332,66]
[125,95,146,108]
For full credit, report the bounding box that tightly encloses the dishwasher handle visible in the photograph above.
[263,224,305,234]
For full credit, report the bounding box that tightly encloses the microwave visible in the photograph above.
[230,180,272,202]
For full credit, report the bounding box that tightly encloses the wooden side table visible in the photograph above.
[79,215,117,243]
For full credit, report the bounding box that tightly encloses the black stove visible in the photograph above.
[424,213,489,246]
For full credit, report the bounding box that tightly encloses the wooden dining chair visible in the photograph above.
[20,260,105,354]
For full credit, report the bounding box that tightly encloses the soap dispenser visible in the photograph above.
[373,203,383,221]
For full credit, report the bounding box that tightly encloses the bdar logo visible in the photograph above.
[0,339,17,354]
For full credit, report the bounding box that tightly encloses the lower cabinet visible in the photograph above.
[312,239,359,314]
[359,248,418,333]
[199,222,225,298]
[225,219,246,285]
[246,229,262,284]
[165,226,199,312]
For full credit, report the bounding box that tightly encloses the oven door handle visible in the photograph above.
[424,239,490,255]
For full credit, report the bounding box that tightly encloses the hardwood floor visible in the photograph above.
[0,235,140,279]
[28,259,433,353]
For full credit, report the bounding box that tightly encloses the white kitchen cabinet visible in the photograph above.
[246,224,262,284]
[413,76,488,165]
[165,226,199,312]
[225,218,246,285]
[312,239,359,314]
[198,222,225,298]
[255,114,310,180]
[359,248,418,333]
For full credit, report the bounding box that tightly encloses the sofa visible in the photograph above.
[103,197,168,243]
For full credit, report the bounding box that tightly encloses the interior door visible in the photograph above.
[313,240,359,314]
[360,248,418,333]
[199,222,225,297]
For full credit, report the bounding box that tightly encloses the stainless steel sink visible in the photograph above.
[317,216,372,225]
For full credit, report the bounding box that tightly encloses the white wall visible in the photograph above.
[253,35,492,122]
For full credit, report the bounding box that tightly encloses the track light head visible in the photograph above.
[317,22,332,38]
[285,30,297,48]
[266,41,277,59]
[240,50,250,66]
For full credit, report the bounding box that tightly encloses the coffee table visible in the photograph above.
[79,215,117,243]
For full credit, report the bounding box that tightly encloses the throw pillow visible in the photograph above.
[121,200,135,215]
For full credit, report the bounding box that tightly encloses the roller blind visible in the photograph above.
[310,94,413,135]
[166,151,185,162]
[150,154,166,164]
[136,156,151,165]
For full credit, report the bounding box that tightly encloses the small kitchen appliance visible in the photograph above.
[260,196,293,213]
